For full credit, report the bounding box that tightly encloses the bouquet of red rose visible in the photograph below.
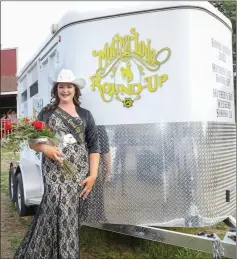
[3,117,77,178]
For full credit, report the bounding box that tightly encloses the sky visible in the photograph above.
[1,1,142,73]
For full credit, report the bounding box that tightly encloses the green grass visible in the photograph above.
[0,151,231,259]
[1,170,9,195]
[8,236,24,251]
[1,150,19,195]
[80,227,223,259]
[1,142,18,153]
[1,151,19,161]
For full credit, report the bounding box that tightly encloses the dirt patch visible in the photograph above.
[1,187,31,259]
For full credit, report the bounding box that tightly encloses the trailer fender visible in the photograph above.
[14,163,43,206]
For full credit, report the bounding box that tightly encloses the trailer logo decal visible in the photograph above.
[90,28,171,107]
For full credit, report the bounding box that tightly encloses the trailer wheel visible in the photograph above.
[9,165,16,202]
[16,173,34,216]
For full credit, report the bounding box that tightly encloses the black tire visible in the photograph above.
[16,173,35,216]
[9,165,16,202]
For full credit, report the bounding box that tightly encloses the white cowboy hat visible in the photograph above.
[49,68,86,89]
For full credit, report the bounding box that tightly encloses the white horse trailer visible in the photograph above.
[9,1,236,258]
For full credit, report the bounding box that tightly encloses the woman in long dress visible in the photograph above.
[13,69,100,259]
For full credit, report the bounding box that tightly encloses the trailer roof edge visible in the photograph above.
[17,1,233,80]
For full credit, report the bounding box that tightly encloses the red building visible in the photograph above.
[0,48,18,117]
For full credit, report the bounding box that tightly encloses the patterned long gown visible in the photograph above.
[13,111,90,259]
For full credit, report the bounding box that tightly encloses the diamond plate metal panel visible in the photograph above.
[83,122,236,227]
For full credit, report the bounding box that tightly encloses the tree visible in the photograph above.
[210,1,236,107]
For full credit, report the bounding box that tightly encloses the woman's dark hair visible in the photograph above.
[43,83,81,112]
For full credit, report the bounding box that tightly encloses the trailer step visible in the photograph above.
[28,198,41,205]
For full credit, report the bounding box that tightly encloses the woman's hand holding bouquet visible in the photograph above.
[3,117,76,178]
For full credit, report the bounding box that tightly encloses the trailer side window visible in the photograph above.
[21,90,27,103]
[30,81,38,97]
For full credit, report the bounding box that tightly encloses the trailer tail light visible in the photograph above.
[58,35,61,42]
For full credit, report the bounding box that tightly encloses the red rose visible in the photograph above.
[32,121,45,131]
[24,117,30,124]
